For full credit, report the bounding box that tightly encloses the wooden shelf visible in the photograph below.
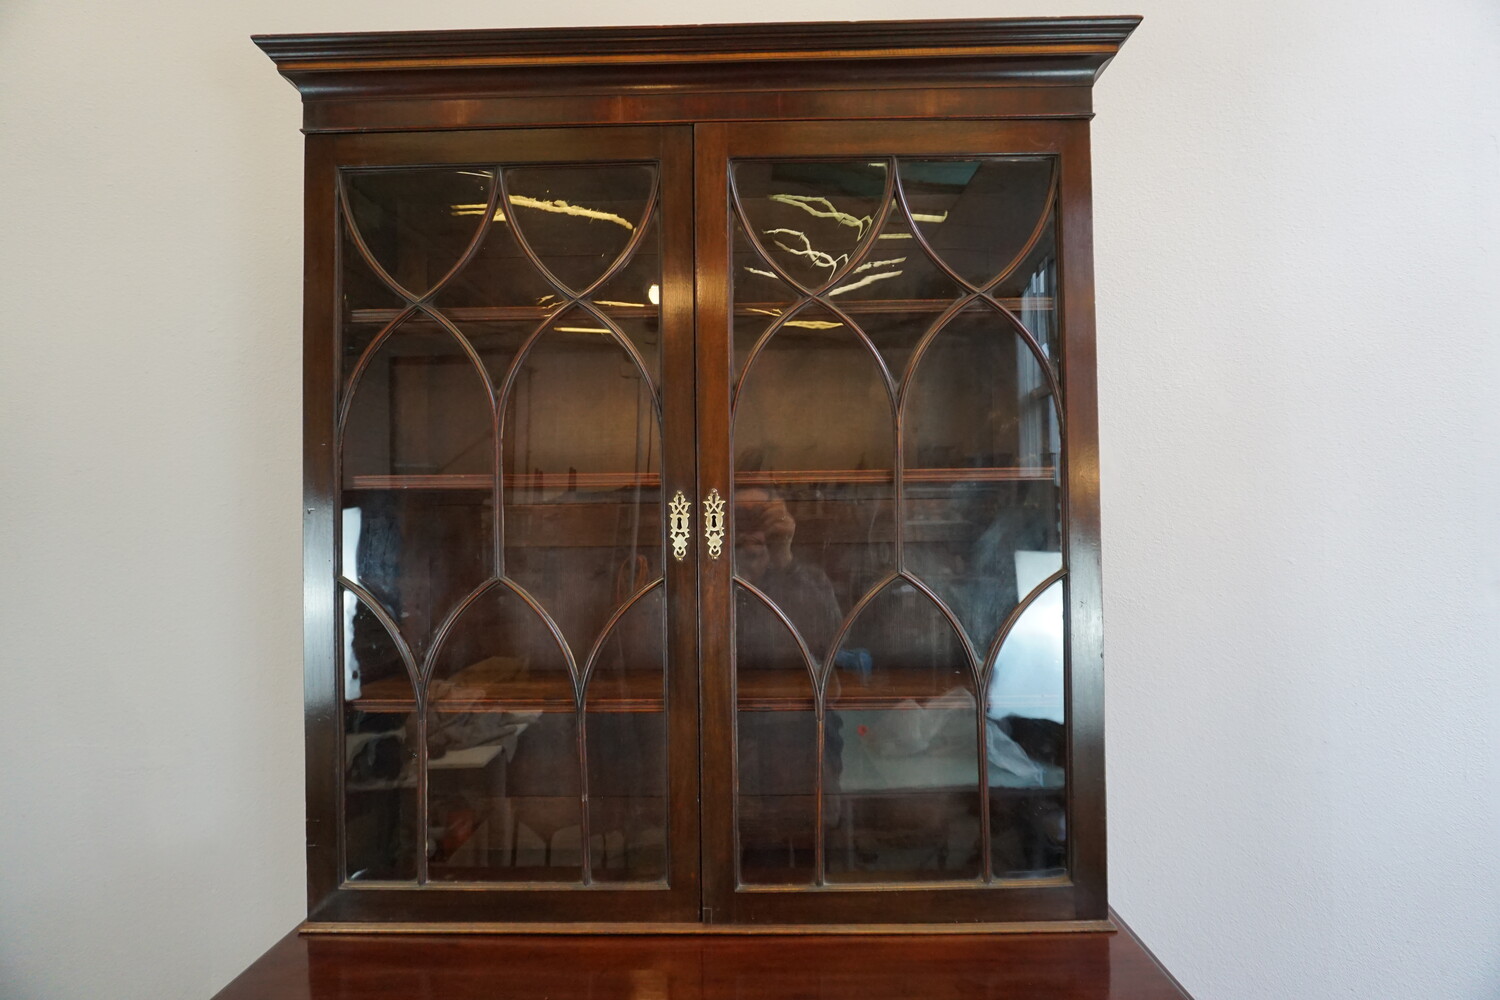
[354,666,977,715]
[346,467,1055,491]
[343,298,1054,325]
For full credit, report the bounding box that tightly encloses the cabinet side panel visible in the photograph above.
[304,133,342,909]
[1057,124,1107,919]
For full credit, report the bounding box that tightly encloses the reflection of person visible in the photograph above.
[734,487,841,658]
[733,486,844,880]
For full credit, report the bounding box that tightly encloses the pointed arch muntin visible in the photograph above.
[580,576,666,695]
[337,165,502,306]
[732,294,898,417]
[890,157,1058,299]
[496,162,662,302]
[338,577,427,883]
[727,157,898,300]
[731,574,827,887]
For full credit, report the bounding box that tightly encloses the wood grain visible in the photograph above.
[212,915,1193,998]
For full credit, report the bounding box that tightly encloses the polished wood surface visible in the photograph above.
[261,17,1135,931]
[254,18,1139,134]
[213,918,1192,999]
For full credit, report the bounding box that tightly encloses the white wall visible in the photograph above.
[2,2,1496,998]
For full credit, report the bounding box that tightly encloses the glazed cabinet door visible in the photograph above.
[694,121,1105,925]
[305,127,701,924]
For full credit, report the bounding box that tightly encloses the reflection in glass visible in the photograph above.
[585,587,668,883]
[338,157,670,888]
[736,586,818,885]
[733,160,888,291]
[502,310,661,664]
[728,154,1069,886]
[342,588,418,882]
[345,168,493,298]
[825,581,980,882]
[425,582,581,882]
[986,578,1066,877]
[341,320,494,660]
[899,158,1053,290]
[504,165,655,294]
[904,303,1061,652]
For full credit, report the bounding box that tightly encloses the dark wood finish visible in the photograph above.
[254,19,1138,133]
[695,118,1104,926]
[212,915,1192,999]
[303,134,341,911]
[260,16,1133,933]
[310,125,701,926]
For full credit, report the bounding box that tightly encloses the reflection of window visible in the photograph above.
[1017,263,1058,472]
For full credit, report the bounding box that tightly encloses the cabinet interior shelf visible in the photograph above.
[345,298,1055,326]
[346,467,1056,491]
[354,667,970,714]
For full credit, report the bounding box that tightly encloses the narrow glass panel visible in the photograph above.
[985,579,1067,877]
[735,585,818,885]
[452,317,541,394]
[503,164,655,294]
[903,303,1061,653]
[345,168,494,299]
[433,198,559,312]
[990,212,1059,365]
[342,588,418,882]
[900,158,1053,290]
[733,307,896,653]
[733,160,888,291]
[585,586,668,883]
[731,218,800,381]
[340,226,410,386]
[824,213,962,383]
[426,583,579,882]
[502,309,661,664]
[824,580,981,882]
[341,321,494,660]
[591,214,662,385]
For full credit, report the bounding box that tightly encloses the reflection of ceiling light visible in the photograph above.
[647,283,660,306]
[786,319,843,330]
[557,326,612,334]
[451,197,634,230]
[877,232,912,240]
[766,229,848,272]
[767,194,872,237]
[829,271,901,295]
[911,211,948,223]
[594,299,643,309]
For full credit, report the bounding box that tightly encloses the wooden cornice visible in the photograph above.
[254,17,1141,108]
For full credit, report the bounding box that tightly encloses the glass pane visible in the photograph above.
[899,158,1053,290]
[340,226,410,388]
[985,579,1066,877]
[735,585,818,885]
[733,306,896,657]
[825,580,981,883]
[731,218,801,381]
[426,582,578,882]
[345,168,493,299]
[341,320,494,661]
[501,309,661,665]
[903,303,1061,653]
[991,212,1059,365]
[342,588,418,882]
[733,160,888,291]
[503,164,655,294]
[433,197,559,312]
[590,213,662,385]
[585,586,668,883]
